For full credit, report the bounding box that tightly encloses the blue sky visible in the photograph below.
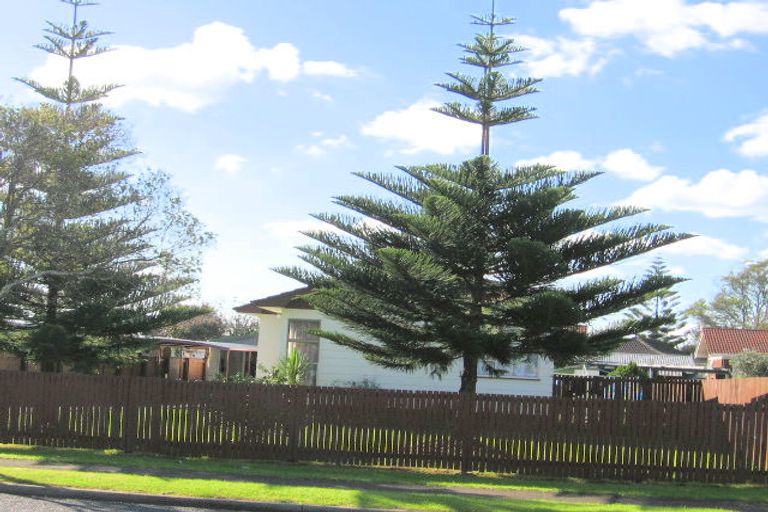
[2,0,768,317]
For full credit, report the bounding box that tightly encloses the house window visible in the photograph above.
[478,355,539,379]
[287,319,320,385]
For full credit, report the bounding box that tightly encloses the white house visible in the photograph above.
[235,287,554,396]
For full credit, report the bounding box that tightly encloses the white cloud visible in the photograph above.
[517,148,663,181]
[560,0,768,57]
[263,219,329,247]
[214,153,247,174]
[623,168,768,220]
[515,35,610,78]
[517,150,596,171]
[362,99,480,155]
[658,235,748,260]
[724,113,768,157]
[303,60,357,77]
[311,90,333,102]
[601,148,664,181]
[296,134,352,157]
[27,22,355,112]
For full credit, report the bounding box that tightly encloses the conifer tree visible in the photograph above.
[279,6,690,393]
[2,0,212,372]
[625,257,686,350]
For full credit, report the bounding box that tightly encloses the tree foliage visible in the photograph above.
[731,350,768,378]
[687,260,768,329]
[608,362,649,379]
[279,7,690,393]
[0,0,212,371]
[160,308,259,341]
[625,257,687,350]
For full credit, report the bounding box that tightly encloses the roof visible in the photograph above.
[150,336,257,352]
[590,352,696,368]
[697,327,768,357]
[234,286,314,314]
[614,337,684,355]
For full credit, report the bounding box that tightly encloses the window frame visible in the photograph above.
[286,319,321,385]
[477,354,540,380]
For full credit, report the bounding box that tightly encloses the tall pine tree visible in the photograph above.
[625,257,687,351]
[280,6,691,393]
[2,0,212,372]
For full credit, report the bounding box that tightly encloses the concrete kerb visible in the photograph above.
[0,482,408,512]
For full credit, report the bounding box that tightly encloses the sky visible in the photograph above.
[2,0,768,317]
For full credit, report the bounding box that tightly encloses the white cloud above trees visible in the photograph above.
[517,148,663,181]
[214,154,247,175]
[514,35,610,78]
[658,235,748,260]
[560,0,768,57]
[623,168,768,221]
[27,22,356,112]
[361,99,480,155]
[724,112,768,157]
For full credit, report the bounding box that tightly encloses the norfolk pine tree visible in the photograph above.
[625,257,687,350]
[4,0,211,371]
[279,7,691,393]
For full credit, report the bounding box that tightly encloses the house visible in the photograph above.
[0,334,258,381]
[234,287,554,396]
[144,336,258,381]
[577,337,707,378]
[694,327,768,371]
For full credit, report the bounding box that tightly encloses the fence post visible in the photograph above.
[122,377,137,453]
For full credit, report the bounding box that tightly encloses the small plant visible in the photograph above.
[257,350,310,385]
[214,372,258,384]
[731,350,768,377]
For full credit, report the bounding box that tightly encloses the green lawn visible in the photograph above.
[0,444,764,511]
[0,466,734,512]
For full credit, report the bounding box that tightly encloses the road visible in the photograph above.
[0,493,236,511]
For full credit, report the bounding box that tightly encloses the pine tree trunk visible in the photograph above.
[45,284,58,324]
[459,354,478,394]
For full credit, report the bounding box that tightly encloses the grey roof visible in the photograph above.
[590,352,697,368]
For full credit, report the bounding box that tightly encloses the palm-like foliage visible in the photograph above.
[279,6,690,393]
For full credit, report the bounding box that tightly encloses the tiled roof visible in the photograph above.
[698,327,768,357]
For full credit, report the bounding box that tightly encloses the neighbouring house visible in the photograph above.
[695,327,768,373]
[576,337,710,378]
[0,334,258,381]
[234,287,554,396]
[144,336,258,381]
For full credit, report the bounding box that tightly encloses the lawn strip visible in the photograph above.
[0,466,735,512]
[1,444,766,505]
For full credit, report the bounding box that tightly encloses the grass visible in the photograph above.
[0,444,766,508]
[0,466,736,512]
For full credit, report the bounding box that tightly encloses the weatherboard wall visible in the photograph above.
[253,307,553,396]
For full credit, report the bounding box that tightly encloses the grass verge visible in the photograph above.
[0,466,736,512]
[0,444,765,506]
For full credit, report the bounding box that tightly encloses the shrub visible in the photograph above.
[731,350,768,377]
[608,362,648,379]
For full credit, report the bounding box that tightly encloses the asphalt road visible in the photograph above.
[0,493,233,511]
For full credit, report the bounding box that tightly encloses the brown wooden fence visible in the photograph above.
[702,377,768,405]
[553,374,704,402]
[0,370,766,483]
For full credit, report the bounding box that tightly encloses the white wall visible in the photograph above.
[252,307,553,396]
